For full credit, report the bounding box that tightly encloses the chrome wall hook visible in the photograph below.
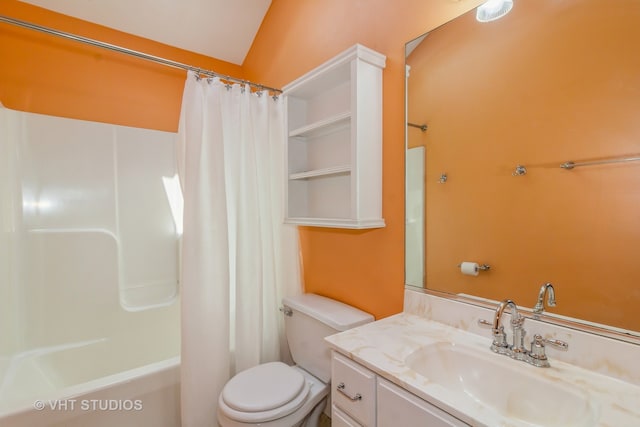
[408,122,428,132]
[512,165,527,176]
[438,173,448,184]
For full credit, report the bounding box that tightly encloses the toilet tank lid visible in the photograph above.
[282,294,374,331]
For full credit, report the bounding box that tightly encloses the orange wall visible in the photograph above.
[243,0,484,319]
[1,0,486,320]
[0,0,242,131]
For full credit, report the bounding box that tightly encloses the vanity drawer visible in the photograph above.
[377,377,469,427]
[332,404,363,427]
[331,351,376,426]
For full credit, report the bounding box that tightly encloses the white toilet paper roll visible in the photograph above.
[460,262,479,276]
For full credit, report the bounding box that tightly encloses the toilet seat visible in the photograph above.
[219,362,311,423]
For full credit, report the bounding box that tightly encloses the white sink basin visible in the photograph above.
[404,342,597,426]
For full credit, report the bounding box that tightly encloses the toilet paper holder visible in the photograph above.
[457,263,491,272]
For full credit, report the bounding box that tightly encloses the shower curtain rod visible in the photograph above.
[0,14,282,94]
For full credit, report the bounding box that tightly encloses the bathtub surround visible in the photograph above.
[177,72,302,427]
[0,105,180,312]
[0,106,180,424]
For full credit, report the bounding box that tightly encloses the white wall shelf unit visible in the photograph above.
[283,44,386,229]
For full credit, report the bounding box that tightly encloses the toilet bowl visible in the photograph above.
[217,364,328,427]
[217,294,374,427]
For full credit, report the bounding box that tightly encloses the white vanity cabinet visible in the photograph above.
[283,44,386,229]
[377,378,468,427]
[332,406,366,427]
[331,351,469,427]
[331,352,376,426]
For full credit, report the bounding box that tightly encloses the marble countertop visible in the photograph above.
[325,312,640,427]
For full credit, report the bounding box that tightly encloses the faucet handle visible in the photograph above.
[531,334,568,350]
[479,318,509,353]
[530,335,549,367]
[541,337,568,351]
[477,319,493,328]
[529,334,568,367]
[490,325,509,354]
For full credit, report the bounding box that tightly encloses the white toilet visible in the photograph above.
[217,293,374,427]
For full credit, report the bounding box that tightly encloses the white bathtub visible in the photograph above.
[0,271,181,427]
[0,346,180,427]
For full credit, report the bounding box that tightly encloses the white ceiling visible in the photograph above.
[19,0,272,65]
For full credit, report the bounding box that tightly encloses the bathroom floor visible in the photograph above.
[319,413,331,427]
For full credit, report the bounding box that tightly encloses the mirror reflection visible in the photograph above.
[405,0,640,334]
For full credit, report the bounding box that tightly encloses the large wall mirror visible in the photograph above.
[405,0,640,340]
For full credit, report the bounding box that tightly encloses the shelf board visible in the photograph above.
[289,111,351,138]
[289,165,351,180]
[285,217,386,229]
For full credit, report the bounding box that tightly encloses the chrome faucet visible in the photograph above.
[488,303,509,355]
[533,282,556,315]
[479,296,568,367]
[491,299,528,360]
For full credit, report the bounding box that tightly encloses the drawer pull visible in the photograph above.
[337,382,362,401]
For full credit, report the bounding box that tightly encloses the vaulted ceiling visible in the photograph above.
[19,0,272,65]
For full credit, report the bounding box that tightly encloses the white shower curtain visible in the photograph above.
[177,72,302,427]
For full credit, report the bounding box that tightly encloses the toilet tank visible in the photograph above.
[282,294,374,383]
